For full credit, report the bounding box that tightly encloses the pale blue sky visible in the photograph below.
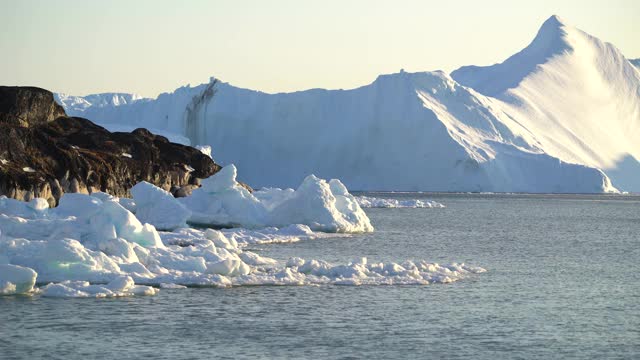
[1,0,638,97]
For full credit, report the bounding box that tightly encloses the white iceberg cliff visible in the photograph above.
[56,16,639,193]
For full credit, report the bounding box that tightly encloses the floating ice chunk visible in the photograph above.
[160,283,187,289]
[0,238,122,283]
[0,159,8,165]
[131,181,191,230]
[356,196,445,208]
[238,251,279,266]
[41,283,90,297]
[40,276,158,297]
[176,165,372,232]
[58,194,164,248]
[180,165,268,228]
[121,153,132,158]
[22,167,36,173]
[268,176,373,232]
[0,264,37,295]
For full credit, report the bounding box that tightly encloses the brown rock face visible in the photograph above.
[0,86,221,205]
[0,86,66,127]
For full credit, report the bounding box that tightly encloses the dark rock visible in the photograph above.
[0,86,66,127]
[0,86,222,205]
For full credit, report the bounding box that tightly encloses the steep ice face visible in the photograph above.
[452,15,640,191]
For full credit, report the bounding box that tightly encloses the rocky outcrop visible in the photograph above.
[0,86,221,206]
[0,86,66,127]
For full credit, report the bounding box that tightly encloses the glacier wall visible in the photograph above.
[65,71,615,193]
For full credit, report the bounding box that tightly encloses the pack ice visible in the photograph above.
[59,16,639,193]
[0,168,482,297]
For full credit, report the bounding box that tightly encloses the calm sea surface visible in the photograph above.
[1,193,639,359]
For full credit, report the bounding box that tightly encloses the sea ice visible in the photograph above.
[356,196,445,208]
[131,181,191,231]
[0,172,485,297]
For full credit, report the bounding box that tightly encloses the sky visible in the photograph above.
[1,0,638,97]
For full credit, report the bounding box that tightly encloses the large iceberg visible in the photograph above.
[58,16,640,193]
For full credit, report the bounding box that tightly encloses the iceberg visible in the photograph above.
[58,16,640,193]
[178,165,374,233]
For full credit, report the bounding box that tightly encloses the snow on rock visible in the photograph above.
[131,181,191,231]
[195,145,213,159]
[179,164,374,232]
[356,196,445,208]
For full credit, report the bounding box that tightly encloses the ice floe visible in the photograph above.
[356,196,445,208]
[0,168,484,298]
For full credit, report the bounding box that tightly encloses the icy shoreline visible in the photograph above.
[0,166,484,298]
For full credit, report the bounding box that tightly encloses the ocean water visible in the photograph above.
[1,193,639,359]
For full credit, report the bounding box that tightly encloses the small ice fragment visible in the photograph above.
[22,167,36,173]
[121,153,133,158]
[160,283,187,289]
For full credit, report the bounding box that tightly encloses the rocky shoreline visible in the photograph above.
[0,86,221,206]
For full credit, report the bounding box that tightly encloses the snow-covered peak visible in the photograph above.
[450,15,578,97]
[452,15,640,190]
